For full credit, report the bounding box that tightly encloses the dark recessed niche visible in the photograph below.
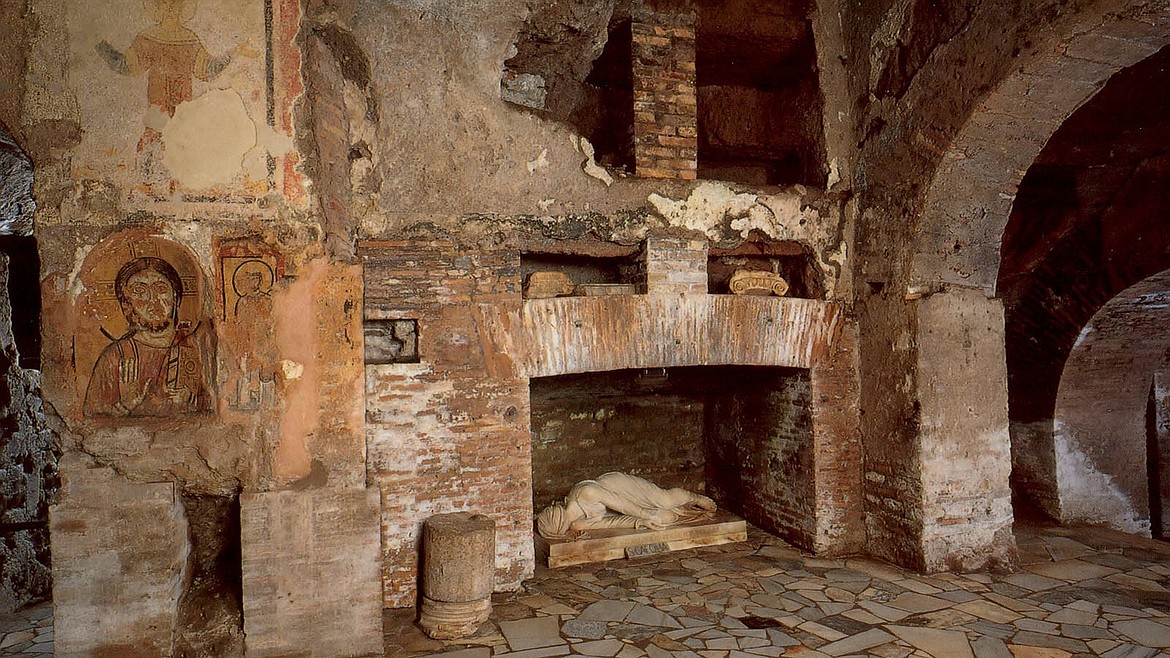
[364,319,419,364]
[696,0,827,187]
[521,251,642,297]
[502,4,635,173]
[708,238,823,299]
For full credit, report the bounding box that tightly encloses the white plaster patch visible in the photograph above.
[527,148,549,174]
[1072,322,1095,350]
[162,88,257,189]
[161,222,215,283]
[281,360,305,381]
[648,181,822,245]
[575,137,613,186]
[67,244,96,303]
[1054,424,1148,535]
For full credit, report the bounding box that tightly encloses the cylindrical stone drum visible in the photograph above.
[418,512,496,639]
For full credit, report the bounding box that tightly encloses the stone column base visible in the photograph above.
[419,596,492,639]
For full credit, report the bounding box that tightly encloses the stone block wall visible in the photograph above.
[241,488,384,657]
[632,2,698,180]
[50,455,190,657]
[361,241,532,608]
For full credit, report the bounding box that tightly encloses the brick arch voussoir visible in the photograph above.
[911,3,1170,296]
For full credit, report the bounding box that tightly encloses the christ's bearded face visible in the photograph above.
[122,269,176,332]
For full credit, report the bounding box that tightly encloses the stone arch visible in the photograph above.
[1052,269,1170,534]
[911,4,1170,294]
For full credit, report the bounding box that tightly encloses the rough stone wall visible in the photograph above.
[0,253,59,614]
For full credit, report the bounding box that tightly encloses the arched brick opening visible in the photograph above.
[1052,270,1170,535]
[909,4,1170,545]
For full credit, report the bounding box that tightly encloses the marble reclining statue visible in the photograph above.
[535,472,717,540]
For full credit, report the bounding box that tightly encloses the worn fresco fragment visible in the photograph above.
[77,234,214,418]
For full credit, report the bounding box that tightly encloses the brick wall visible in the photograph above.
[640,236,707,294]
[810,319,865,555]
[361,241,532,608]
[632,2,697,180]
[529,370,707,511]
[707,370,816,548]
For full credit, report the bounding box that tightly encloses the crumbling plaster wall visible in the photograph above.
[15,0,384,652]
[321,0,856,301]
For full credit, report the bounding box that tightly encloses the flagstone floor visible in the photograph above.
[3,524,1169,657]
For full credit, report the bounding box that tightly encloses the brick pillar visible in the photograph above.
[632,1,697,180]
[640,236,707,294]
[810,318,865,555]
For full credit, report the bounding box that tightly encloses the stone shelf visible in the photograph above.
[478,294,844,378]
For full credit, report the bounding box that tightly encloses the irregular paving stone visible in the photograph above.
[972,636,1014,658]
[965,620,1017,639]
[798,621,847,641]
[764,628,801,646]
[1058,623,1113,640]
[956,600,1023,624]
[887,593,954,614]
[580,601,637,623]
[429,648,492,658]
[1112,619,1170,647]
[1005,646,1071,658]
[886,625,974,658]
[1004,574,1066,593]
[939,590,984,604]
[1044,607,1097,626]
[818,628,897,656]
[816,615,875,636]
[499,616,565,651]
[1043,537,1095,561]
[626,604,682,628]
[1015,619,1060,634]
[575,639,626,657]
[562,619,608,640]
[1010,631,1088,653]
[1100,644,1160,658]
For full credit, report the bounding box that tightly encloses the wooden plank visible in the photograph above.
[535,511,748,568]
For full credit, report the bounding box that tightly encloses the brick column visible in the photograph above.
[640,236,707,294]
[810,318,865,555]
[632,1,697,180]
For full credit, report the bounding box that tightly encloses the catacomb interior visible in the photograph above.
[0,0,1169,655]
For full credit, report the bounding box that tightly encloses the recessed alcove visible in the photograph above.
[708,238,823,299]
[530,365,814,546]
[521,249,642,297]
[502,4,636,171]
[695,0,827,186]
